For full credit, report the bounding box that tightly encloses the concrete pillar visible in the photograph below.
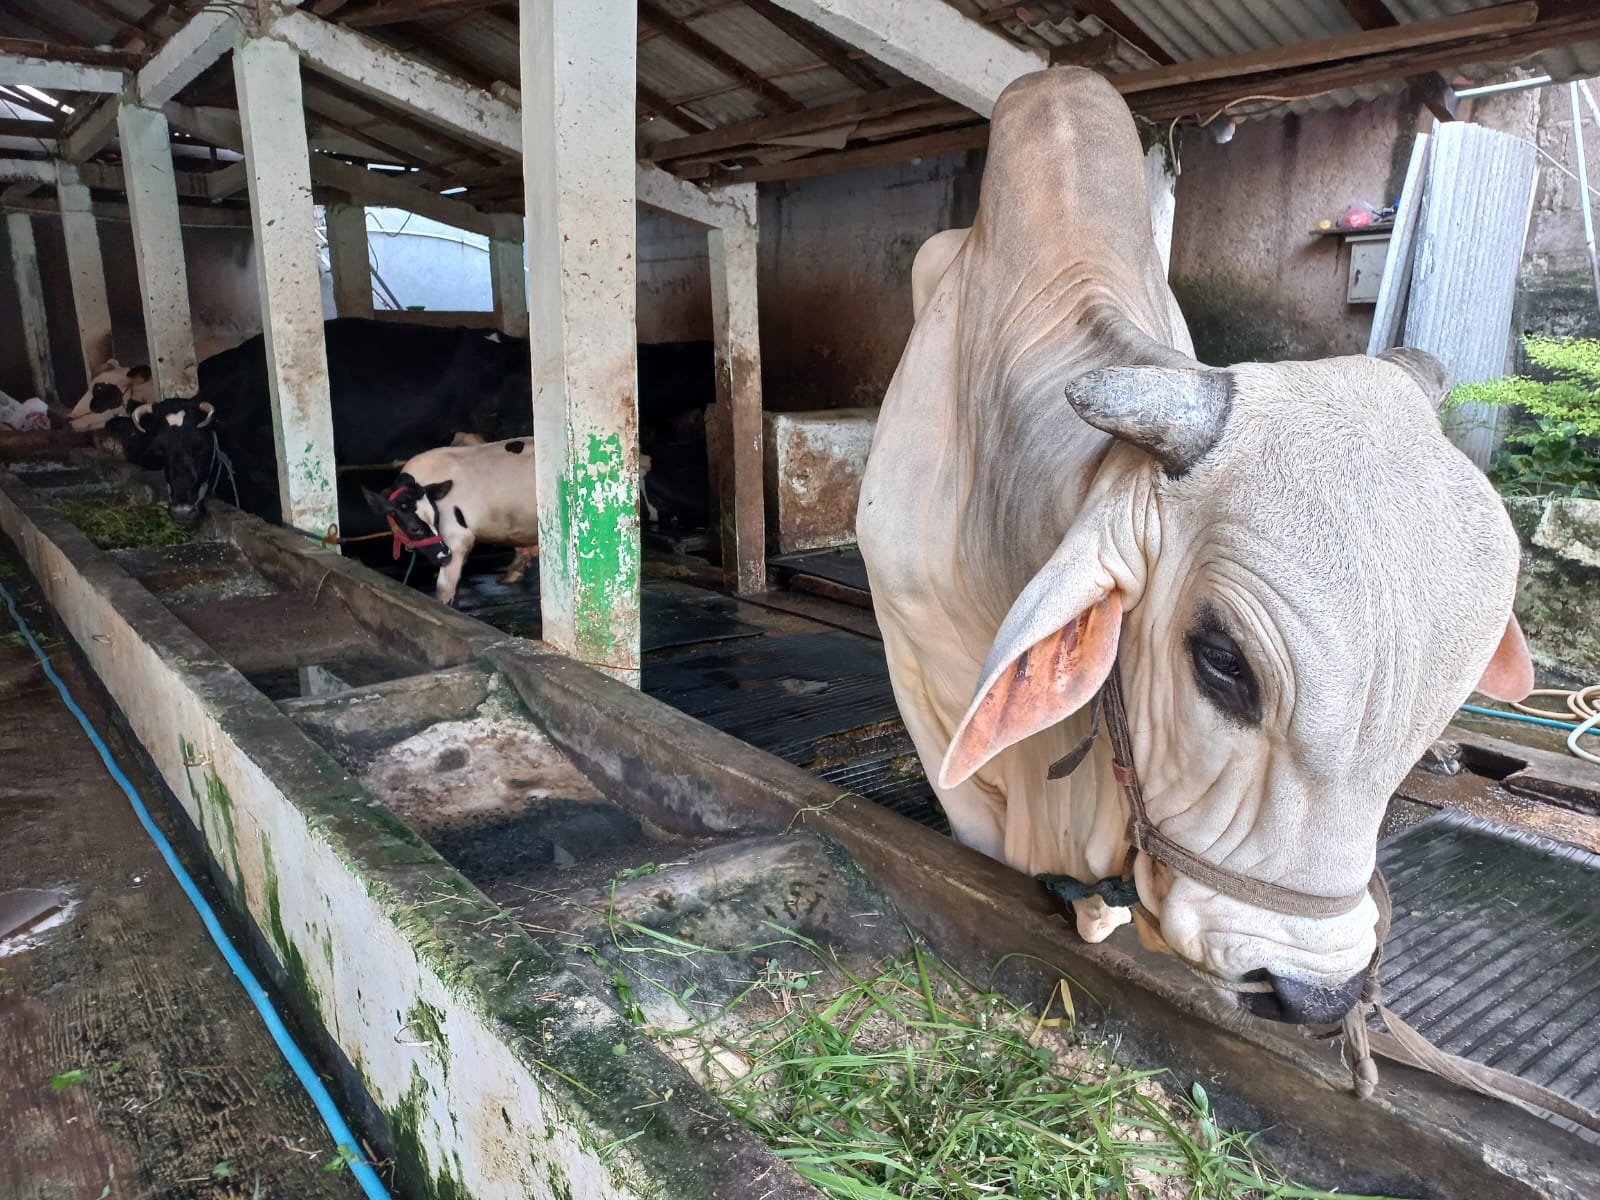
[57,171,116,380]
[488,213,528,340]
[707,190,765,595]
[325,200,373,319]
[520,0,640,683]
[117,101,199,398]
[5,212,55,403]
[235,35,339,537]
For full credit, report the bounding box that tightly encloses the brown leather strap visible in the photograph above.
[1101,664,1371,919]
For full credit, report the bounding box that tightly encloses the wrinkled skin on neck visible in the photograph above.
[858,68,1525,1009]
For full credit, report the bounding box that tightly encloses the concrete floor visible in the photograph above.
[0,551,364,1200]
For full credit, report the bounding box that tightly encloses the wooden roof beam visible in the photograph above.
[739,0,887,92]
[637,84,717,134]
[647,81,939,163]
[704,122,988,185]
[1338,0,1458,121]
[638,1,805,114]
[1112,1,1536,95]
[339,0,506,28]
[761,0,1043,117]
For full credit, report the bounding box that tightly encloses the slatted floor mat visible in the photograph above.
[642,630,947,830]
[769,545,871,592]
[1378,809,1600,1114]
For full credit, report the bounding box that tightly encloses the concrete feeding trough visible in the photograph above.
[2,462,1597,1200]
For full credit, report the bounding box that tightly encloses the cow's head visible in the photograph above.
[940,348,1532,1024]
[69,360,153,431]
[363,475,453,566]
[107,398,217,526]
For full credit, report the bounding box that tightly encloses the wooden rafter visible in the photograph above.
[703,122,987,185]
[638,0,805,114]
[71,0,152,45]
[1110,2,1535,96]
[648,82,940,163]
[1338,0,1458,121]
[1048,31,1121,68]
[637,84,717,134]
[1131,8,1600,121]
[1073,0,1171,66]
[739,0,886,92]
[0,37,142,69]
[339,0,505,27]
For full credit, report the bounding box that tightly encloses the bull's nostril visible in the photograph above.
[1243,969,1366,1025]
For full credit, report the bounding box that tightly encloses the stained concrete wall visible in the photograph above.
[1169,93,1423,366]
[2,213,262,408]
[636,147,985,413]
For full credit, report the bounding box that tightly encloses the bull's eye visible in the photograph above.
[1188,618,1262,725]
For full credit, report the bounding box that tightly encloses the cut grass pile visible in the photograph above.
[51,493,190,551]
[549,879,1407,1200]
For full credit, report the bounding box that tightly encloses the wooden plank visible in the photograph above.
[1338,1,1459,123]
[1112,1,1536,95]
[647,81,936,162]
[0,37,141,69]
[340,0,505,27]
[705,123,988,185]
[739,0,886,92]
[637,83,716,134]
[1405,121,1537,469]
[1048,31,1122,68]
[639,0,805,114]
[0,117,59,138]
[1366,131,1429,355]
[1072,1,1171,65]
[1132,12,1600,120]
[325,200,373,318]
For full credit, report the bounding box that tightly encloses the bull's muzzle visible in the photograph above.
[169,502,205,528]
[1242,968,1366,1025]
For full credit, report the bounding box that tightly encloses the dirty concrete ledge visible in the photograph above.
[0,473,818,1200]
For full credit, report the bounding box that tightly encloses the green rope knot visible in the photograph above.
[1037,873,1140,910]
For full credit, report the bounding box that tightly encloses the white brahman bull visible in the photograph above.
[858,68,1533,1025]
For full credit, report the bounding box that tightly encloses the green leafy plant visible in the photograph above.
[323,1144,364,1173]
[1448,335,1600,498]
[49,1069,89,1090]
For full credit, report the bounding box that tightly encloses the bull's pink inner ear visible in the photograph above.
[1475,613,1534,702]
[939,592,1122,790]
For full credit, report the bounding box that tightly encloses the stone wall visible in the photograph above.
[1505,495,1600,681]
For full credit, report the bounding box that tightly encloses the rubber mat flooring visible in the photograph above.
[769,545,871,592]
[641,630,947,831]
[1378,809,1600,1120]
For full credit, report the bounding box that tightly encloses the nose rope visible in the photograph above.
[1038,658,1600,1135]
[384,485,445,561]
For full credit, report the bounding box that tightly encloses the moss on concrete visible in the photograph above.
[386,1070,471,1200]
[262,837,320,1025]
[1170,275,1306,366]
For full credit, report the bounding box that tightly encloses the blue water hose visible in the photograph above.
[0,575,392,1200]
[1458,702,1591,732]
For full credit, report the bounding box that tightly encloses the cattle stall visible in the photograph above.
[4,3,1600,1200]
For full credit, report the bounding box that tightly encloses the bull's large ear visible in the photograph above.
[424,480,453,502]
[940,531,1127,789]
[1377,347,1452,411]
[128,363,152,382]
[362,486,390,515]
[910,227,969,322]
[1475,612,1534,702]
[1064,366,1231,478]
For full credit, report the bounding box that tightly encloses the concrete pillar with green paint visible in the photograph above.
[520,0,641,683]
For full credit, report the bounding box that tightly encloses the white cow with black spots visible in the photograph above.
[365,438,540,606]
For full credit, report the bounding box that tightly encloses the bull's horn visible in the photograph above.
[130,402,156,432]
[196,401,215,428]
[1064,365,1231,478]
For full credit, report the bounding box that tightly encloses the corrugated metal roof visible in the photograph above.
[3,0,1600,193]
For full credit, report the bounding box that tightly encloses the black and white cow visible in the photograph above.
[364,438,539,606]
[108,318,530,530]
